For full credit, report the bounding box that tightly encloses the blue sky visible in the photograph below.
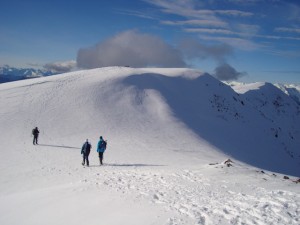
[0,0,299,83]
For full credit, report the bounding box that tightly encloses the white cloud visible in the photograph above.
[254,34,300,41]
[275,27,300,34]
[145,0,253,19]
[288,3,300,22]
[144,0,220,21]
[179,38,234,63]
[161,19,228,28]
[198,35,261,51]
[77,30,186,68]
[235,24,260,37]
[76,29,238,72]
[116,9,157,20]
[185,26,300,43]
[144,0,260,48]
[184,28,237,35]
[44,60,77,73]
[214,9,253,17]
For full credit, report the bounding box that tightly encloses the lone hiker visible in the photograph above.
[32,127,40,145]
[81,139,91,167]
[97,136,107,165]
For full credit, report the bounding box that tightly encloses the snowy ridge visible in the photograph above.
[275,83,300,105]
[0,67,299,225]
[122,72,300,176]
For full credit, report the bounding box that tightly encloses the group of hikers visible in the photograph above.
[81,136,107,166]
[32,127,107,166]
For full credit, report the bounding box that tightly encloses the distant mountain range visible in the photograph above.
[0,65,57,83]
[227,81,300,106]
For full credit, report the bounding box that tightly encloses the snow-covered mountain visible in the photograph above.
[0,67,299,225]
[0,65,56,83]
[227,81,300,105]
[275,83,300,105]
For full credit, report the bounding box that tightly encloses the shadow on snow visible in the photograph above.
[38,144,80,150]
[123,73,300,176]
[88,163,166,167]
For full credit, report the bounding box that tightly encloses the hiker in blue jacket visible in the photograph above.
[81,139,91,166]
[97,136,107,165]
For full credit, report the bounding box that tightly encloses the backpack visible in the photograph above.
[100,140,107,150]
[32,128,38,136]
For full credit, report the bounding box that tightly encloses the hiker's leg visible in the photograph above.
[86,155,89,166]
[100,152,103,165]
[82,155,85,165]
[98,152,103,165]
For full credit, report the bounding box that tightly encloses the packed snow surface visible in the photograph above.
[0,67,299,225]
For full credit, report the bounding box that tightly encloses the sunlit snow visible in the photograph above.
[0,67,299,225]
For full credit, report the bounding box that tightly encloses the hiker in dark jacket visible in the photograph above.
[97,136,107,165]
[32,127,40,145]
[81,139,92,166]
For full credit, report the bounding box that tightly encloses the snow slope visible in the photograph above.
[0,67,299,225]
[229,82,300,175]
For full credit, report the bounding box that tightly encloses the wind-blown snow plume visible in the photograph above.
[214,63,246,81]
[77,30,186,68]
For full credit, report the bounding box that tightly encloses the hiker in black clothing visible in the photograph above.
[32,127,39,145]
[81,139,91,166]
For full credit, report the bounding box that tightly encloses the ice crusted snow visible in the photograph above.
[0,67,299,225]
